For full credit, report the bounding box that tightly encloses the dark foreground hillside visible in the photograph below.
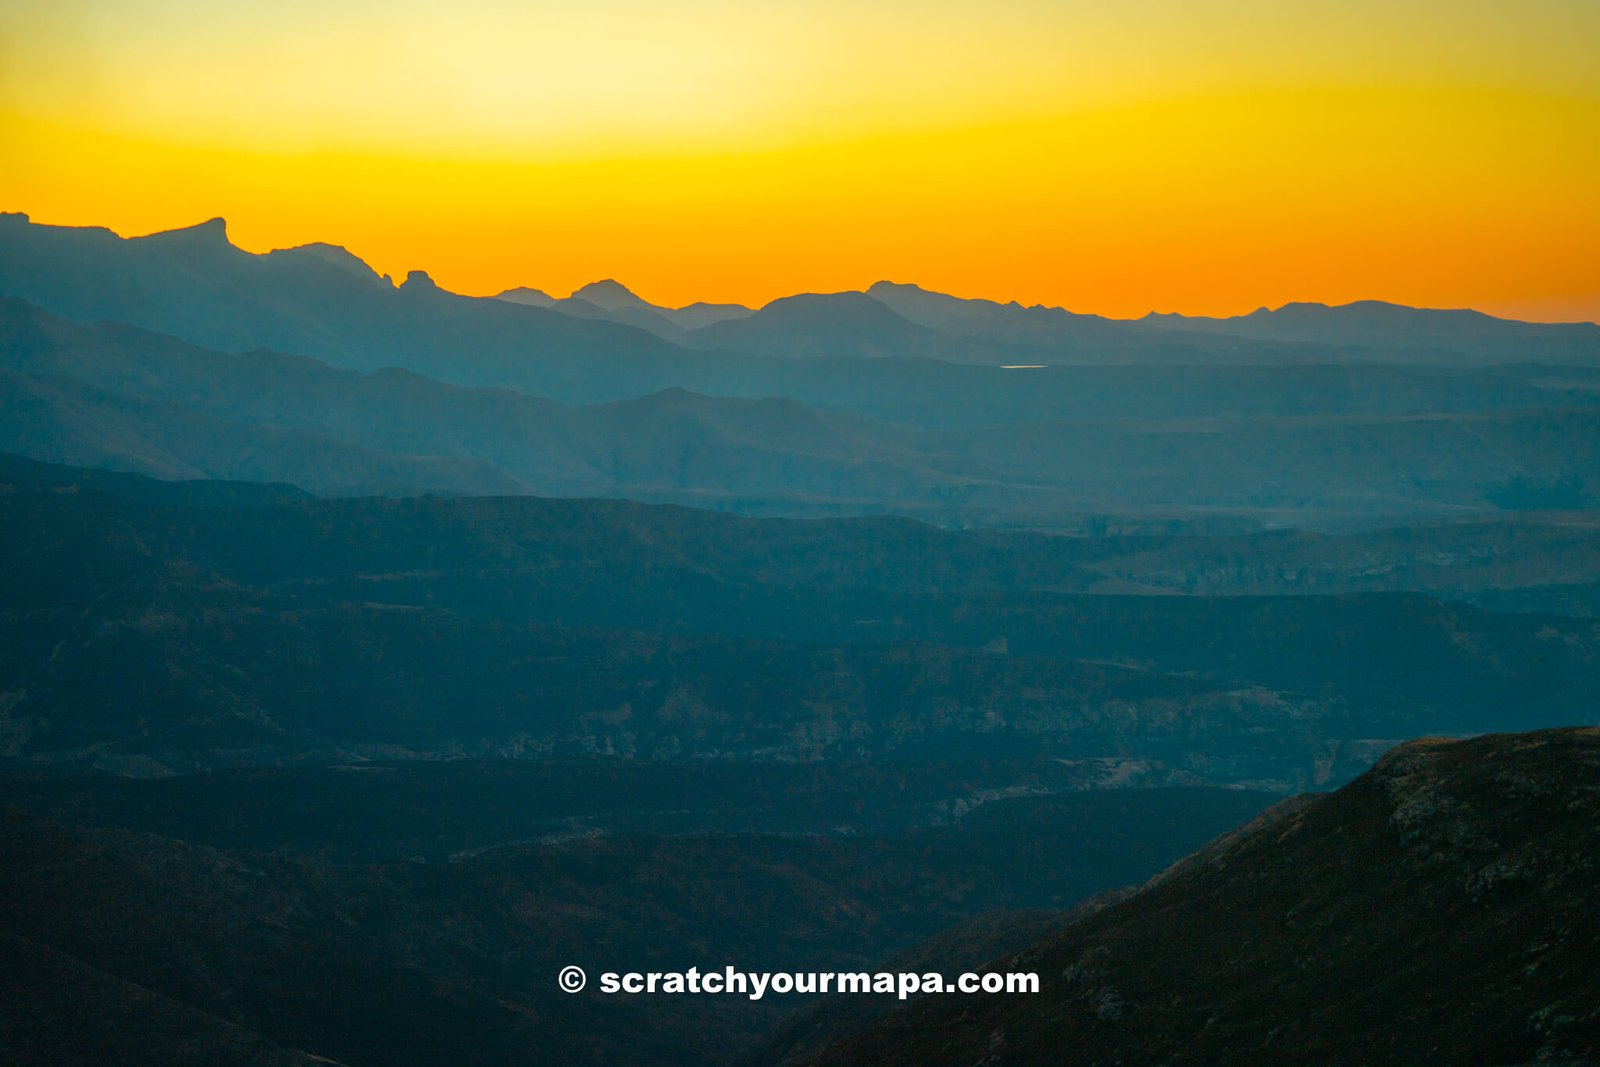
[810,728,1600,1066]
[0,787,1272,1066]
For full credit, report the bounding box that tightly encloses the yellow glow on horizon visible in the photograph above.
[3,1,1598,320]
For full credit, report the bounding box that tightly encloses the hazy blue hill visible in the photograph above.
[559,280,757,340]
[8,291,1600,524]
[581,386,953,504]
[687,291,1027,364]
[4,466,1596,782]
[813,729,1600,1066]
[1147,299,1600,359]
[22,281,1588,433]
[545,282,692,341]
[6,213,1597,437]
[495,279,754,337]
[716,357,1600,432]
[672,299,756,330]
[0,213,770,402]
[865,280,1043,328]
[0,298,982,507]
[687,284,1542,369]
[9,209,1600,436]
[0,370,528,496]
[868,281,1600,365]
[492,285,556,307]
[866,280,1152,348]
[942,407,1600,515]
[570,278,658,311]
[0,296,929,500]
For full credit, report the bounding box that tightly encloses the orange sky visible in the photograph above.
[3,1,1598,320]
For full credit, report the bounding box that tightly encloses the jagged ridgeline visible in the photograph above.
[2,208,1600,1066]
[5,213,1600,528]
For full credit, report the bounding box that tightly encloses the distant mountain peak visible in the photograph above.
[868,280,932,296]
[738,290,922,331]
[400,269,438,291]
[266,241,384,283]
[571,279,652,311]
[669,300,755,329]
[761,290,880,312]
[863,281,987,327]
[139,217,232,247]
[496,286,556,308]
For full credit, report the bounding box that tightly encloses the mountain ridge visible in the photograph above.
[5,214,1595,377]
[7,295,1600,524]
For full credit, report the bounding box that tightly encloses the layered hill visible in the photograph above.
[686,291,1025,364]
[495,279,755,341]
[7,297,1600,524]
[871,281,1600,364]
[6,213,1598,411]
[4,458,1598,784]
[1147,299,1600,357]
[0,213,770,403]
[809,728,1600,1066]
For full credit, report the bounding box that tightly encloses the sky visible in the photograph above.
[3,0,1598,320]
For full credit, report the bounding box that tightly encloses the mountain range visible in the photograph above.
[5,213,1599,394]
[5,293,1600,524]
[3,209,1599,1064]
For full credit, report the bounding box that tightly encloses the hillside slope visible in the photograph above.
[812,728,1600,1066]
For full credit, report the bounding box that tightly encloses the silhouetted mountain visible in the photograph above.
[866,280,1149,349]
[493,279,753,339]
[673,300,756,330]
[493,286,556,307]
[688,291,1026,364]
[869,281,1600,365]
[0,213,767,402]
[571,278,654,311]
[6,213,1598,432]
[546,289,690,341]
[1147,299,1600,360]
[811,728,1600,1066]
